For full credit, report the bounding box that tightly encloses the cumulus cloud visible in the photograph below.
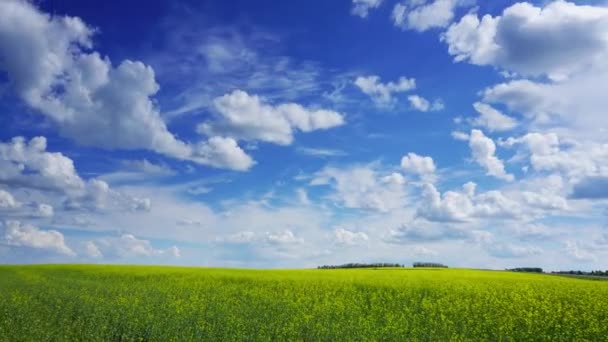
[191,137,255,171]
[468,130,514,181]
[393,0,469,32]
[0,136,152,214]
[451,130,470,141]
[0,0,192,158]
[0,190,55,219]
[2,220,75,256]
[266,230,302,245]
[417,182,522,222]
[442,1,608,79]
[84,241,102,258]
[220,231,258,244]
[564,241,597,261]
[95,234,180,258]
[311,165,408,212]
[334,228,369,245]
[352,0,384,18]
[382,172,406,186]
[296,188,311,205]
[198,90,344,145]
[482,74,608,139]
[35,204,54,218]
[407,95,444,112]
[471,102,517,132]
[61,178,150,213]
[0,1,261,171]
[0,136,84,191]
[401,153,436,181]
[220,230,303,245]
[0,190,19,209]
[502,132,608,182]
[354,75,416,106]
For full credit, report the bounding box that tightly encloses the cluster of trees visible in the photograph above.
[413,262,448,268]
[317,263,404,269]
[507,267,543,273]
[551,270,608,276]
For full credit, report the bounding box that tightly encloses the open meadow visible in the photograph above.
[1,265,607,341]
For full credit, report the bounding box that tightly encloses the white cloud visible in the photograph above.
[220,231,258,244]
[297,147,346,157]
[564,241,596,261]
[62,178,151,212]
[334,228,369,245]
[417,182,523,222]
[311,165,408,212]
[412,245,438,256]
[0,136,153,214]
[471,102,517,132]
[159,25,327,118]
[418,183,473,222]
[393,0,465,32]
[0,190,19,209]
[521,190,568,211]
[296,188,311,205]
[84,241,102,258]
[382,172,406,186]
[266,230,302,245]
[168,246,181,258]
[95,234,180,258]
[196,33,257,74]
[220,229,303,245]
[2,220,75,256]
[401,153,436,181]
[354,75,416,106]
[0,1,192,159]
[120,159,175,176]
[451,130,469,141]
[0,136,84,191]
[191,137,255,171]
[392,3,408,28]
[36,204,54,218]
[482,74,608,140]
[501,132,608,182]
[468,130,514,181]
[199,90,344,145]
[352,0,384,18]
[442,1,608,79]
[0,1,260,172]
[408,95,444,112]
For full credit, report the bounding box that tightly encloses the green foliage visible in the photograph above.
[1,265,607,341]
[413,262,448,268]
[507,267,543,273]
[317,262,403,269]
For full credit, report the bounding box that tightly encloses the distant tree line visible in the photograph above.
[413,262,448,268]
[507,267,543,273]
[317,263,404,269]
[551,270,608,277]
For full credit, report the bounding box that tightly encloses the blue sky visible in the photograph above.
[1,0,608,269]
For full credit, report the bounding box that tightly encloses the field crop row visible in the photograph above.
[1,265,607,341]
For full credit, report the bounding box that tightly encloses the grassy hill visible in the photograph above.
[1,265,607,340]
